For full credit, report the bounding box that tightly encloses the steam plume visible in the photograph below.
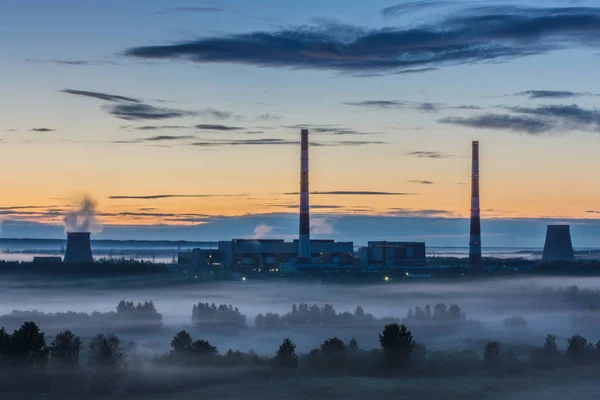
[63,195,102,233]
[252,224,273,239]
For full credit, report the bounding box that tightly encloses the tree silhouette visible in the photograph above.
[88,334,125,370]
[567,334,588,364]
[10,321,49,368]
[50,330,82,367]
[379,323,414,369]
[191,339,218,358]
[274,338,298,371]
[484,341,501,371]
[349,337,359,352]
[171,330,193,354]
[320,337,346,368]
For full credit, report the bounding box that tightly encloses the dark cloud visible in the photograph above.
[189,138,382,148]
[255,114,281,121]
[388,208,457,217]
[279,205,344,209]
[407,180,435,185]
[382,1,457,17]
[283,191,414,196]
[344,100,480,112]
[108,194,244,200]
[135,125,188,130]
[26,59,119,66]
[30,128,55,132]
[61,89,140,103]
[285,125,377,135]
[441,104,600,134]
[406,151,456,159]
[195,124,244,131]
[440,114,554,134]
[155,7,223,14]
[516,90,597,99]
[6,129,18,132]
[124,6,600,75]
[114,135,196,144]
[105,103,197,120]
[197,108,242,120]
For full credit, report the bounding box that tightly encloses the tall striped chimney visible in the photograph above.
[298,129,311,262]
[469,141,482,268]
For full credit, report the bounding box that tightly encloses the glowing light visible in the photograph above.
[405,272,409,276]
[242,277,246,281]
[384,276,389,282]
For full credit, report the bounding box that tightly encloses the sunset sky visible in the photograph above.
[1,0,600,245]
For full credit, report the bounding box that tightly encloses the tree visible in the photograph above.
[10,321,49,368]
[171,330,193,354]
[567,334,588,364]
[274,338,298,371]
[320,337,346,368]
[484,341,501,371]
[50,330,82,367]
[0,327,11,367]
[191,339,218,358]
[87,334,125,371]
[379,323,415,369]
[349,337,359,352]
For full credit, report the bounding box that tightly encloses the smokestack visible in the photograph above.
[298,128,311,262]
[64,232,94,264]
[543,225,574,261]
[469,141,482,269]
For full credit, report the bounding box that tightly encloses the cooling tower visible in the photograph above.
[469,141,482,269]
[298,128,311,262]
[64,232,94,263]
[542,225,574,261]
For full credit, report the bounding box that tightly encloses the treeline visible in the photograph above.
[5,319,600,396]
[0,300,162,332]
[0,259,168,275]
[255,304,377,330]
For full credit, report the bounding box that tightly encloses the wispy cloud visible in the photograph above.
[283,191,414,196]
[61,89,140,103]
[382,1,457,17]
[134,125,188,130]
[515,90,598,99]
[26,59,119,66]
[406,151,456,159]
[255,114,281,122]
[440,104,600,134]
[387,208,457,217]
[344,100,480,112]
[407,180,434,185]
[195,124,243,131]
[125,6,600,75]
[285,125,377,135]
[105,103,198,121]
[114,135,196,144]
[31,128,55,132]
[155,7,223,14]
[108,194,244,200]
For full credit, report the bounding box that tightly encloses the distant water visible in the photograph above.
[0,239,598,263]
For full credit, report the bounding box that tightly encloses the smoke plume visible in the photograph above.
[252,224,273,239]
[311,218,336,235]
[63,195,102,233]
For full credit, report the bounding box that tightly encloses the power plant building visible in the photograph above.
[64,232,94,263]
[358,241,426,271]
[542,225,574,261]
[219,239,354,272]
[469,141,482,270]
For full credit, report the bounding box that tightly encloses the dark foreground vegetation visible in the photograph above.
[3,318,600,398]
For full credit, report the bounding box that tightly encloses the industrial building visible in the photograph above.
[542,225,574,261]
[358,241,426,271]
[469,141,482,271]
[64,232,94,263]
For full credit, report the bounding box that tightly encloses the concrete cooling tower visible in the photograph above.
[542,225,574,261]
[64,232,94,263]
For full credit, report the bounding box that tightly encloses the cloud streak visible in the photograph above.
[108,194,245,200]
[406,151,456,159]
[30,128,55,132]
[61,89,140,103]
[440,104,600,134]
[516,90,598,99]
[283,191,414,196]
[382,1,457,17]
[124,6,600,75]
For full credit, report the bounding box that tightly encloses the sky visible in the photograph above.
[1,0,600,246]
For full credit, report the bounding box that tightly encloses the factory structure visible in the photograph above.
[178,128,428,275]
[51,132,578,272]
